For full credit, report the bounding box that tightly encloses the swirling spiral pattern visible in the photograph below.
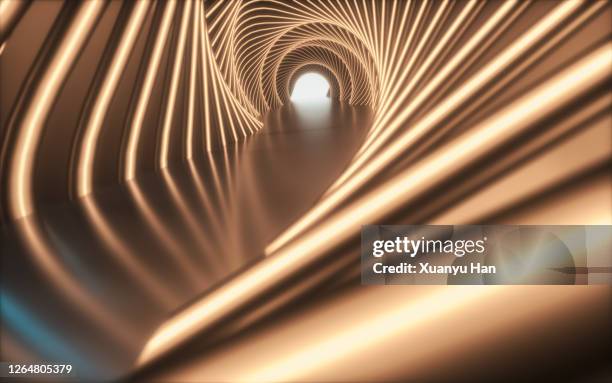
[0,1,611,381]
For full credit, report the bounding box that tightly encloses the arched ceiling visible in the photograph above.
[3,0,609,224]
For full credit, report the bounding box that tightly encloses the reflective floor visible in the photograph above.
[0,101,372,381]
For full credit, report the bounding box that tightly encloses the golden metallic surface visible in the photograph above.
[0,0,29,47]
[123,0,177,182]
[1,1,611,381]
[76,0,150,197]
[7,0,104,219]
[136,43,612,369]
[148,285,611,382]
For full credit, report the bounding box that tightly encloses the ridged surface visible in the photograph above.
[1,1,611,381]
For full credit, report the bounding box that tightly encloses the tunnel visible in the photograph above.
[1,0,611,381]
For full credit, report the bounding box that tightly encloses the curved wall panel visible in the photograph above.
[1,1,611,382]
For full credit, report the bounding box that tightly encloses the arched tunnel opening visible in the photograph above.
[0,1,611,382]
[290,72,330,102]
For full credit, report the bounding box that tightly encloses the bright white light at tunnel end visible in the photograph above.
[291,72,330,103]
